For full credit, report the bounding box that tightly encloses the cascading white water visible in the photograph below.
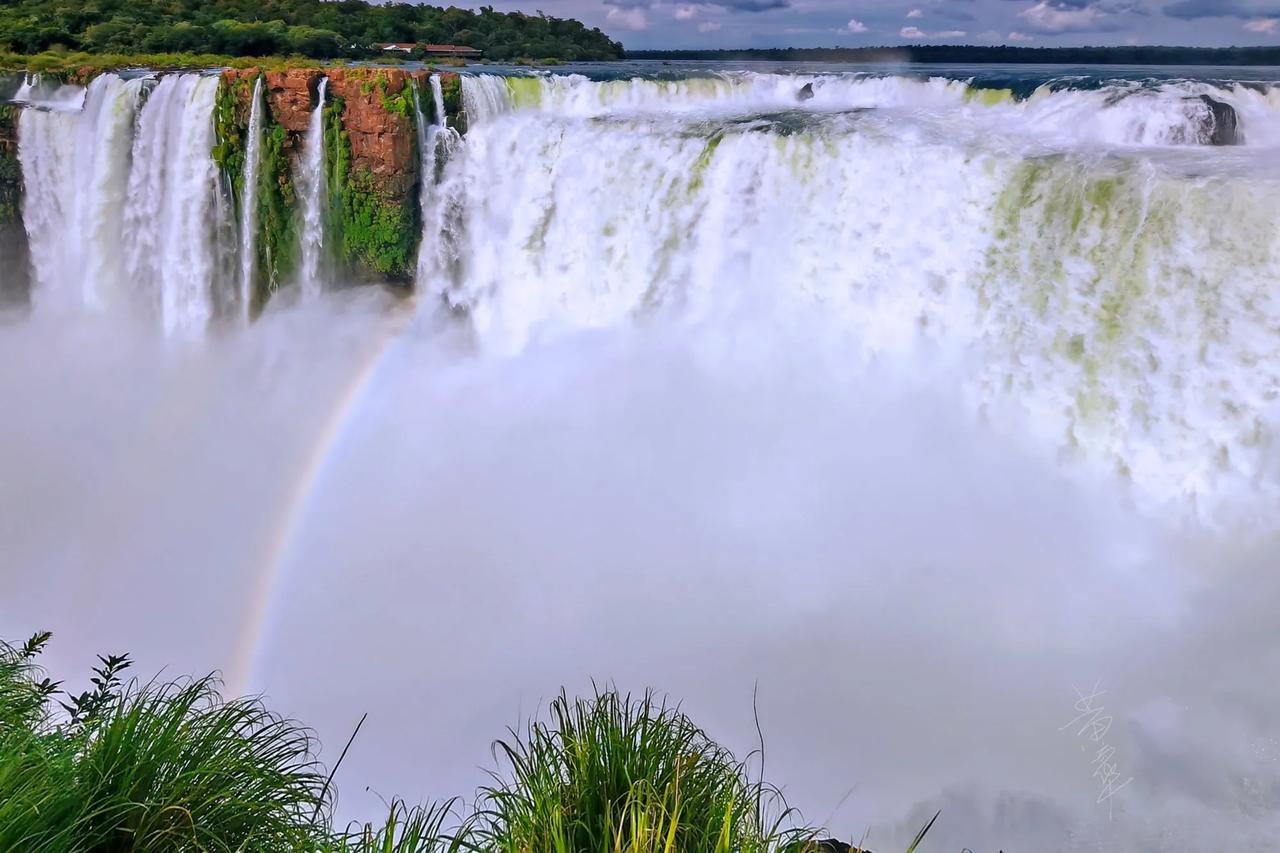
[122,73,221,336]
[19,74,143,315]
[430,74,447,133]
[239,76,265,320]
[297,78,329,299]
[12,72,86,111]
[414,75,463,290]
[459,75,515,127]
[424,72,1280,524]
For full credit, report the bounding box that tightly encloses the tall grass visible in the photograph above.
[472,688,809,853]
[0,634,936,853]
[0,636,328,851]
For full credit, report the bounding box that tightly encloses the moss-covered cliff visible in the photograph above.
[211,65,461,308]
[323,68,423,284]
[216,68,325,314]
[0,103,28,307]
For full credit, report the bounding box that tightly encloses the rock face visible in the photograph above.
[319,67,429,282]
[0,103,29,307]
[325,67,423,198]
[1198,94,1240,146]
[264,69,325,132]
[797,82,815,102]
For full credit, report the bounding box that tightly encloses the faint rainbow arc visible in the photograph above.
[228,312,410,696]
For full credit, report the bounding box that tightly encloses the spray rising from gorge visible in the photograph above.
[2,64,1280,850]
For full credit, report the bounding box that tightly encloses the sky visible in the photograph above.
[479,0,1280,50]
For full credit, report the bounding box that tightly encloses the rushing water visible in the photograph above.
[3,63,1280,851]
[18,75,142,315]
[428,68,1280,526]
[239,77,264,321]
[298,77,329,299]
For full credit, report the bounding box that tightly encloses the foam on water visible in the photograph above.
[460,70,1280,149]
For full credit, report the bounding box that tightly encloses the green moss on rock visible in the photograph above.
[0,103,29,306]
[256,122,300,300]
[439,74,464,132]
[212,71,302,313]
[323,92,419,283]
[0,105,21,226]
[212,76,249,203]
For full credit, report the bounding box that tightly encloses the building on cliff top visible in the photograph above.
[376,43,482,57]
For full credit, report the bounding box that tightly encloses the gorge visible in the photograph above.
[3,64,1280,850]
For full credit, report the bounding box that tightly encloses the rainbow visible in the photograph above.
[227,308,412,696]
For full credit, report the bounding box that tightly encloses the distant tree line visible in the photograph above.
[0,0,623,62]
[628,45,1280,66]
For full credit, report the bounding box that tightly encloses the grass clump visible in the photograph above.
[473,688,809,853]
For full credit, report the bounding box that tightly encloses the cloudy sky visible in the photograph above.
[481,0,1280,50]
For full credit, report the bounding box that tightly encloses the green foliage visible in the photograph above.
[0,0,623,64]
[212,75,249,200]
[0,49,334,75]
[0,633,328,852]
[0,633,940,853]
[0,104,22,226]
[258,122,300,300]
[213,71,298,310]
[57,653,131,732]
[471,688,810,853]
[380,77,415,121]
[438,75,463,131]
[335,166,419,282]
[325,800,470,853]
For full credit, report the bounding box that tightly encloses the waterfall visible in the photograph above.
[297,77,329,299]
[9,65,1280,518]
[414,72,1280,520]
[430,74,447,131]
[122,73,221,336]
[414,75,463,293]
[239,76,264,321]
[12,72,86,111]
[19,74,142,315]
[459,75,512,127]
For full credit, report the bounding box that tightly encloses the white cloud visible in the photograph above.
[901,25,966,39]
[1245,17,1279,32]
[606,6,649,30]
[1008,31,1034,41]
[845,18,869,33]
[1019,0,1104,34]
[698,20,723,31]
[674,5,698,20]
[906,8,924,18]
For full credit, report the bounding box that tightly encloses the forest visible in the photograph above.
[0,0,624,63]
